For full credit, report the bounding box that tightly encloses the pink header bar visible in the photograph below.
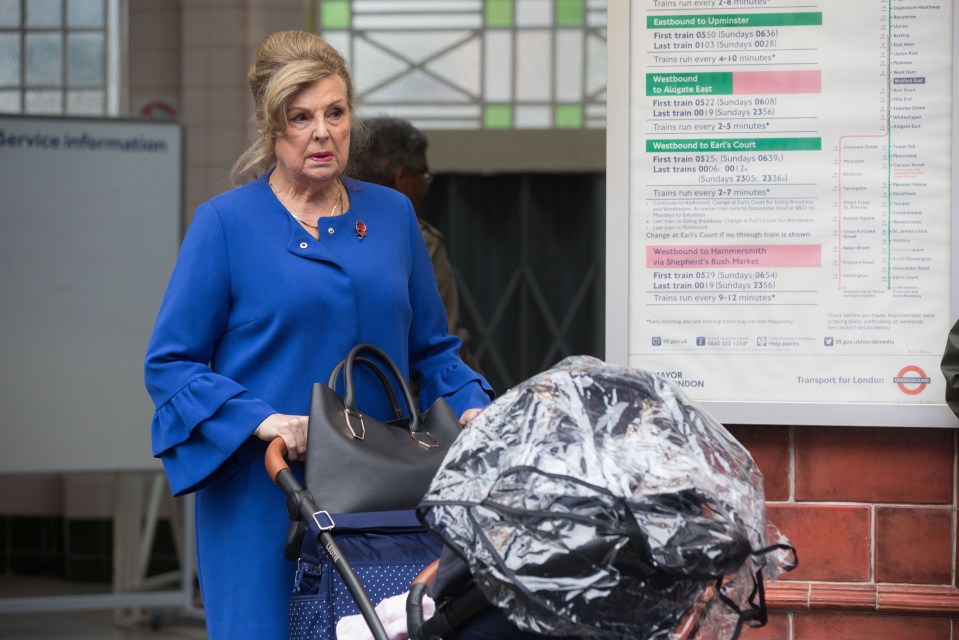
[646,244,822,268]
[733,70,822,95]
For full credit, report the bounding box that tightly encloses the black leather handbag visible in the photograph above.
[303,343,461,514]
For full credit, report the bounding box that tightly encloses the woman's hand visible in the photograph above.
[459,408,482,427]
[254,413,309,460]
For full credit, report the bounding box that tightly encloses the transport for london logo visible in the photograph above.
[893,365,931,396]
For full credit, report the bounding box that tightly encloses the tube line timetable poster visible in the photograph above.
[628,0,953,413]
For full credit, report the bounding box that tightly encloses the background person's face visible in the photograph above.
[396,159,431,212]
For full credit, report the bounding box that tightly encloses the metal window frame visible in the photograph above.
[1,0,120,116]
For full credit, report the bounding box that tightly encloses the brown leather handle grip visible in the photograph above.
[411,559,440,587]
[265,437,290,484]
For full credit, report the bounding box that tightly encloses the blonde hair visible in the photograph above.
[230,31,359,186]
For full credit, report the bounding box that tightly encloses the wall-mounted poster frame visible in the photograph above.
[606,1,958,428]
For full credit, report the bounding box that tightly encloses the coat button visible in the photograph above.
[328,227,335,235]
[299,242,308,249]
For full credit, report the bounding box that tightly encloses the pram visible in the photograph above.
[268,356,796,640]
[267,440,588,640]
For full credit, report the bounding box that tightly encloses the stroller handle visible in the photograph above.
[411,560,439,587]
[265,436,290,484]
[264,436,393,640]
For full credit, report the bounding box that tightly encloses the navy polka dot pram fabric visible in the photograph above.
[289,510,443,640]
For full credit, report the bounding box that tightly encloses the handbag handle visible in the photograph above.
[341,344,421,433]
[328,355,404,422]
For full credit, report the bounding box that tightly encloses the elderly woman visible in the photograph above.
[144,31,492,639]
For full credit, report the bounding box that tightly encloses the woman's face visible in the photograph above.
[274,75,351,187]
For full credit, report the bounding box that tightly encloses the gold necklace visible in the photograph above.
[269,179,342,229]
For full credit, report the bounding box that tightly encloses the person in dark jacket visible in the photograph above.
[350,116,481,372]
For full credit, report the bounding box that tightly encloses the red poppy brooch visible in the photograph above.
[355,220,367,239]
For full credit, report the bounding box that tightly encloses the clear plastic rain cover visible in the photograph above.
[418,356,795,640]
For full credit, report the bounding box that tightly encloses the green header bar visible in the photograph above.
[646,138,822,152]
[647,12,823,28]
[647,72,732,96]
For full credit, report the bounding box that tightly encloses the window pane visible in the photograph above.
[484,31,511,100]
[26,0,62,28]
[68,0,104,28]
[0,0,21,27]
[26,33,62,85]
[555,30,583,101]
[515,30,550,100]
[0,34,21,85]
[0,90,21,113]
[516,0,552,27]
[25,89,62,113]
[68,32,102,85]
[318,0,608,131]
[67,89,102,114]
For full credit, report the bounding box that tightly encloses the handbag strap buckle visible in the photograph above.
[410,430,440,450]
[344,409,366,440]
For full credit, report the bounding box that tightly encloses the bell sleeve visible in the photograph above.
[404,203,494,416]
[144,204,275,495]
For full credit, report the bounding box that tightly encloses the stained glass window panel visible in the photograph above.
[485,0,512,27]
[366,68,472,103]
[484,103,511,128]
[321,0,350,29]
[356,0,481,9]
[586,0,605,27]
[555,103,582,128]
[318,0,607,130]
[354,36,410,94]
[515,105,551,128]
[586,30,605,97]
[369,30,473,66]
[323,31,351,59]
[555,30,583,101]
[425,36,480,96]
[483,30,512,101]
[586,101,605,128]
[516,0,551,27]
[355,14,481,29]
[515,30,550,101]
[556,0,584,26]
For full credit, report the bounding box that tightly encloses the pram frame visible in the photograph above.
[266,437,392,640]
[267,437,783,640]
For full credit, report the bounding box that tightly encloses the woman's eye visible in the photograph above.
[290,113,308,123]
[329,108,343,120]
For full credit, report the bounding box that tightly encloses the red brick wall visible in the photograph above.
[726,425,958,640]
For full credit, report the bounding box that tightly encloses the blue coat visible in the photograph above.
[144,175,493,639]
